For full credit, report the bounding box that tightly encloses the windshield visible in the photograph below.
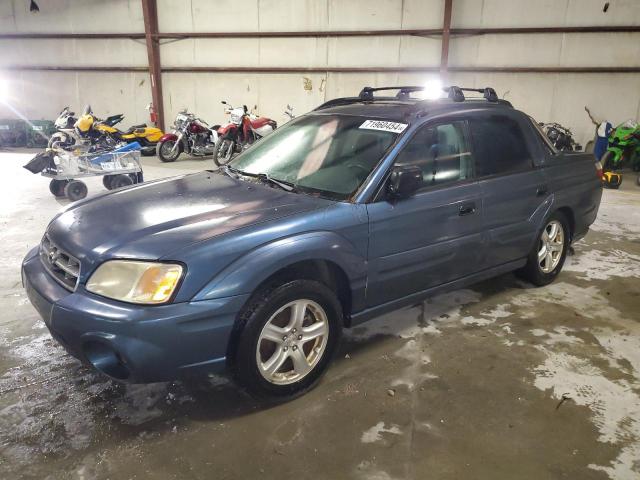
[229,114,403,199]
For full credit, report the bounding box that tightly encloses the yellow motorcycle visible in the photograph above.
[75,106,163,155]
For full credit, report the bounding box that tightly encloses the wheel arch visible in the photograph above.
[224,258,353,369]
[555,206,575,241]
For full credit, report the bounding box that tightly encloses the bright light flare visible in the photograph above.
[422,79,444,100]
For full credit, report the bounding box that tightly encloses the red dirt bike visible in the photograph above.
[213,101,277,166]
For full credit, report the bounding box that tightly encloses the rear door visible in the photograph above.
[468,112,548,268]
[365,119,485,307]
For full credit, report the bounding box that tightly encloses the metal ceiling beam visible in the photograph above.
[1,25,639,40]
[3,66,640,74]
[141,0,165,131]
[440,0,453,78]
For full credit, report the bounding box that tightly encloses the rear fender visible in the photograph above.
[192,231,367,312]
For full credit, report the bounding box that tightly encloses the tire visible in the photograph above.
[517,211,569,286]
[636,175,640,187]
[157,140,181,162]
[49,179,68,197]
[109,174,134,189]
[102,175,114,190]
[48,132,73,149]
[141,147,156,156]
[213,137,235,167]
[233,279,343,400]
[64,180,88,202]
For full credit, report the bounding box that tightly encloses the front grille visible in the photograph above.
[40,235,80,291]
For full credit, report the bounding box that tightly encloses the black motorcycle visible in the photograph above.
[539,122,582,152]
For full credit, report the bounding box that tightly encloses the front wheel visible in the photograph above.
[233,280,342,400]
[517,212,569,286]
[48,132,74,149]
[157,140,182,162]
[213,138,236,167]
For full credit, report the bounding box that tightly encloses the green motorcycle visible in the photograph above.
[600,120,640,188]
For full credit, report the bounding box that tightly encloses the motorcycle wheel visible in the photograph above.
[157,140,181,162]
[48,133,73,149]
[213,138,235,167]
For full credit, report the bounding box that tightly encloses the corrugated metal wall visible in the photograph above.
[0,0,639,145]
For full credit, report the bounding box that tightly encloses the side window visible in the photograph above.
[394,121,473,189]
[468,116,532,177]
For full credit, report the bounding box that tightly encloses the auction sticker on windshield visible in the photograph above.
[359,120,408,133]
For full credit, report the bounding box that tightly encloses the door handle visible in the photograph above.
[536,185,548,196]
[459,202,476,216]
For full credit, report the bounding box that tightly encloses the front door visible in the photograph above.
[366,120,485,307]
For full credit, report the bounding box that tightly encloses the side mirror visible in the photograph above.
[387,165,423,199]
[221,101,227,105]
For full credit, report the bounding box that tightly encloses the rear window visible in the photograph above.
[469,116,533,176]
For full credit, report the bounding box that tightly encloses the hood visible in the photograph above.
[47,171,331,268]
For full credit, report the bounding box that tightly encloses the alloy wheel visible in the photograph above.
[256,299,329,385]
[538,220,564,273]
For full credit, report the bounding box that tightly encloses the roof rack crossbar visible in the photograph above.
[359,85,424,101]
[315,84,506,111]
[447,86,499,102]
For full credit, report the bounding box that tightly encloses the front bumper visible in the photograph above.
[22,247,249,383]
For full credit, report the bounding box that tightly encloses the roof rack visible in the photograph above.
[445,86,499,102]
[315,85,509,111]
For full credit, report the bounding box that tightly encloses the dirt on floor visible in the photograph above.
[0,150,639,480]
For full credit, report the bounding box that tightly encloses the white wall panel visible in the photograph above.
[0,0,638,147]
[0,71,151,126]
[0,0,143,33]
[452,0,640,28]
[0,39,147,67]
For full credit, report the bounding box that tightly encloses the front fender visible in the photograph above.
[192,231,367,312]
[159,132,178,142]
[217,124,237,136]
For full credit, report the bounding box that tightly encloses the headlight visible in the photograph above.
[86,260,183,304]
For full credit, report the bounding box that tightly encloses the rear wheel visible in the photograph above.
[213,138,235,167]
[233,280,342,399]
[517,212,569,286]
[64,180,88,202]
[157,140,181,162]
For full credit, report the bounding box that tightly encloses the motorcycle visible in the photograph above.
[48,107,78,149]
[600,119,640,188]
[49,105,161,155]
[156,110,220,162]
[213,101,277,166]
[539,122,581,152]
[93,106,163,156]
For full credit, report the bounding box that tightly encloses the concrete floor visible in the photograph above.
[0,149,639,480]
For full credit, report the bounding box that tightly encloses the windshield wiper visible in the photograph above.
[255,173,296,192]
[222,165,295,192]
[221,164,241,178]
